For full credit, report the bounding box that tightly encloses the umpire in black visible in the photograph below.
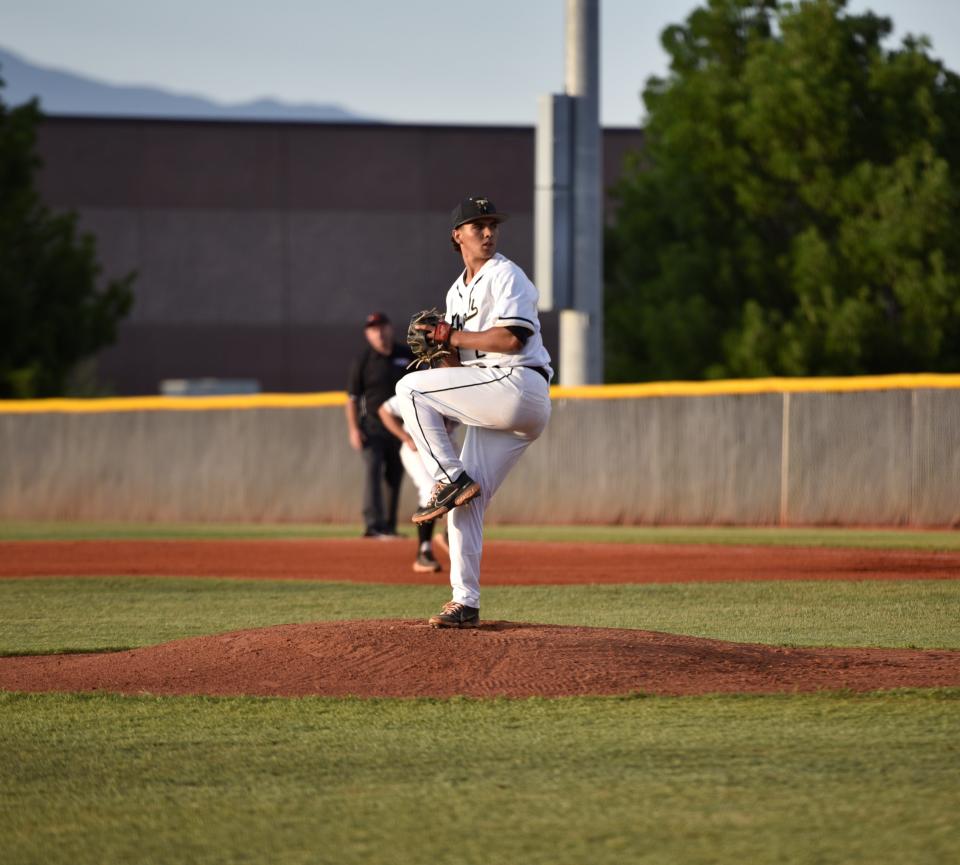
[345,311,414,537]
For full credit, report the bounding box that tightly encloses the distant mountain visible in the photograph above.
[0,45,373,122]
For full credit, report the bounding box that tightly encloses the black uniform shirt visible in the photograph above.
[346,343,414,436]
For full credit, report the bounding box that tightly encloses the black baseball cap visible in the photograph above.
[451,196,509,230]
[364,311,390,327]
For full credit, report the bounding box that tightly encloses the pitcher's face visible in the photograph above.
[453,217,499,262]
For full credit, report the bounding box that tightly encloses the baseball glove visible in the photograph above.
[406,307,453,369]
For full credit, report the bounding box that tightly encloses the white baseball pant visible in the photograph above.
[395,366,551,607]
[399,441,438,508]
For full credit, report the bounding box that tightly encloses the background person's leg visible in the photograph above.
[383,440,404,534]
[360,442,387,534]
[400,440,438,509]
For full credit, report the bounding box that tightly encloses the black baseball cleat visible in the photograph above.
[429,601,480,629]
[412,549,442,573]
[411,472,481,525]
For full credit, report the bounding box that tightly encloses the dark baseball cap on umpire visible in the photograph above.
[451,196,509,230]
[364,311,390,328]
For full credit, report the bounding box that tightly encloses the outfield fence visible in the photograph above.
[2,375,958,527]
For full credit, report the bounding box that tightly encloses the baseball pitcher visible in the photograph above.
[396,196,553,628]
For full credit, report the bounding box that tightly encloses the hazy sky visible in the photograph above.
[3,0,959,126]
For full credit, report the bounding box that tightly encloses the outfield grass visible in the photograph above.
[1,690,957,865]
[3,519,960,550]
[1,577,958,655]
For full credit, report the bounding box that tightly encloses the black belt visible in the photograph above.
[525,366,550,383]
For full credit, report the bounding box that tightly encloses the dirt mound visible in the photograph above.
[3,539,959,584]
[2,620,958,698]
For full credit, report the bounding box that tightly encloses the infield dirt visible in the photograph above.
[2,538,958,698]
[2,538,958,583]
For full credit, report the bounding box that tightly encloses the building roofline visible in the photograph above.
[36,112,642,134]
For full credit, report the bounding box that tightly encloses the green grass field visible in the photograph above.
[2,691,958,865]
[1,523,958,864]
[2,577,958,655]
[3,519,960,550]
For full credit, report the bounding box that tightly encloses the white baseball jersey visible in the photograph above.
[445,253,553,378]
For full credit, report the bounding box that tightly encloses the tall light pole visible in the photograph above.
[536,0,603,385]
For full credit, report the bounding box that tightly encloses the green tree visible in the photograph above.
[606,0,960,380]
[0,74,134,398]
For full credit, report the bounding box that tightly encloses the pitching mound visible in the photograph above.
[2,620,958,698]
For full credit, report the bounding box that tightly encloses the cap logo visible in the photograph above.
[452,196,507,229]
